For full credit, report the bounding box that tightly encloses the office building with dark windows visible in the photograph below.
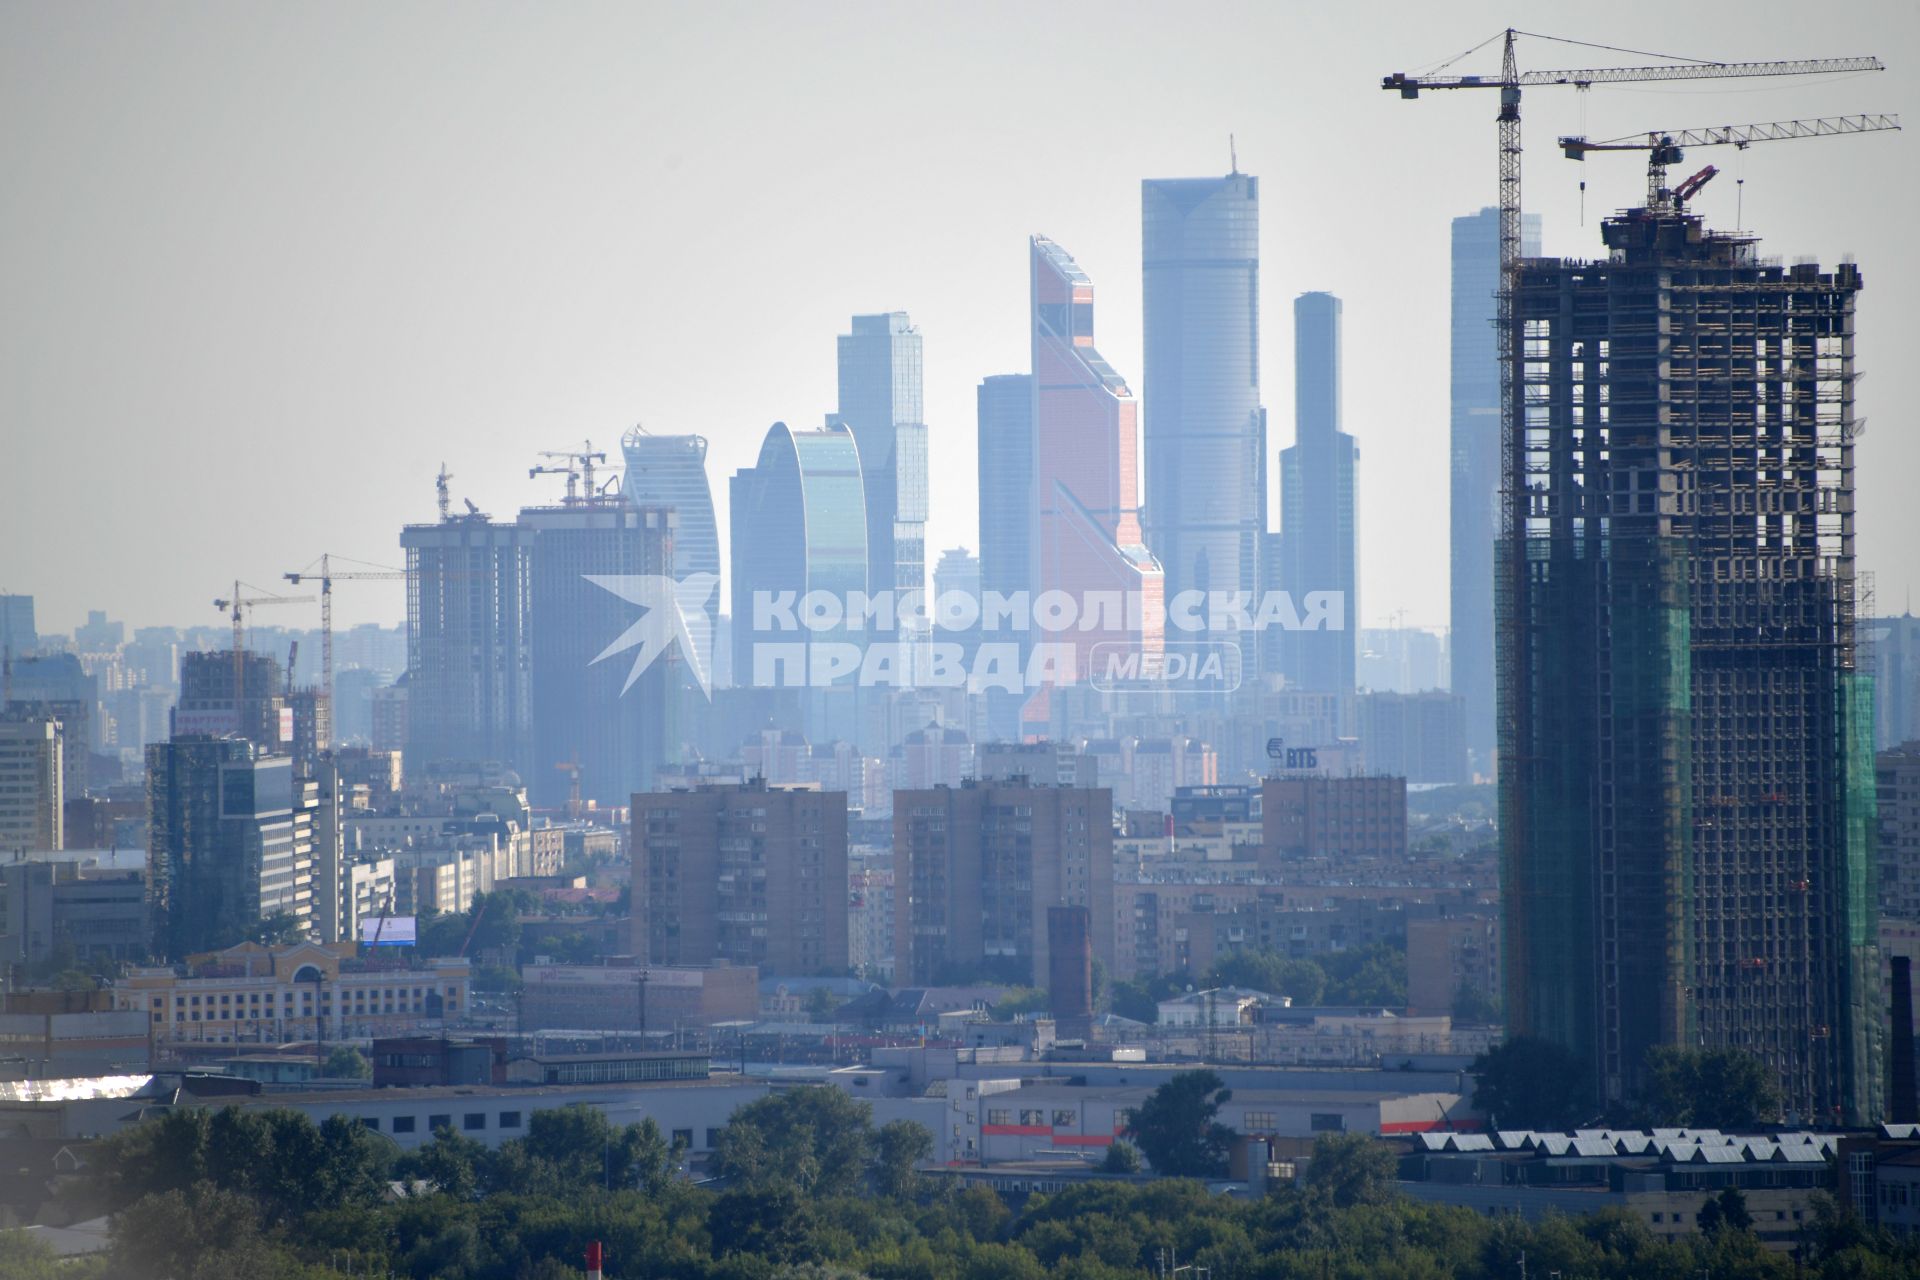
[400,513,534,780]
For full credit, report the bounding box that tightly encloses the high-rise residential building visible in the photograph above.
[1357,691,1468,786]
[0,718,63,850]
[401,512,534,780]
[146,739,316,958]
[892,777,1114,987]
[1141,171,1265,643]
[0,595,35,658]
[174,650,287,750]
[1030,236,1164,684]
[630,779,849,976]
[976,374,1033,607]
[1277,291,1359,697]
[837,313,928,641]
[6,653,94,802]
[1260,774,1407,871]
[976,740,1096,788]
[522,500,679,809]
[1449,207,1541,773]
[1878,742,1920,924]
[1502,204,1880,1122]
[730,422,868,731]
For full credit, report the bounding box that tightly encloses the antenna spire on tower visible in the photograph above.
[1229,133,1239,176]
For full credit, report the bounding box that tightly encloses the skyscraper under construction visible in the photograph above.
[1500,197,1880,1123]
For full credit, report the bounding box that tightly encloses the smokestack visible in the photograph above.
[1893,957,1916,1125]
[585,1241,604,1280]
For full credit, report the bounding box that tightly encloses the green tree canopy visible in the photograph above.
[1125,1069,1237,1178]
[1633,1046,1784,1130]
[1469,1037,1595,1130]
[1301,1132,1399,1208]
[873,1119,934,1201]
[713,1085,876,1197]
[322,1045,371,1079]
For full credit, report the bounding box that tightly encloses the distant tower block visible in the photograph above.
[1047,904,1094,1037]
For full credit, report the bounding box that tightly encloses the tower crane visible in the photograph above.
[1558,113,1900,212]
[212,582,314,711]
[1380,28,1882,752]
[1382,29,1889,782]
[285,555,406,752]
[529,442,608,506]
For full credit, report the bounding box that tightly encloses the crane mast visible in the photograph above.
[1379,28,1885,776]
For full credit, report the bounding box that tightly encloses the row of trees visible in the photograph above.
[13,1087,1913,1280]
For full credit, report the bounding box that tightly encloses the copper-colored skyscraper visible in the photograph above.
[1029,236,1162,687]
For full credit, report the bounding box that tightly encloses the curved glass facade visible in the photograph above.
[729,422,868,686]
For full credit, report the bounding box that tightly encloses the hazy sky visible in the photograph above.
[3,1,1916,636]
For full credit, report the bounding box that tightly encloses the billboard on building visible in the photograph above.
[359,916,417,946]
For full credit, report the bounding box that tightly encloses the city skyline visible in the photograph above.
[5,4,1913,640]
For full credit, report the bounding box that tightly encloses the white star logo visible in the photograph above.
[585,573,717,699]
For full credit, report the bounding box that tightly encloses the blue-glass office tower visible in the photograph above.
[977,375,1033,608]
[1278,292,1358,697]
[622,427,720,740]
[1141,173,1265,651]
[837,314,928,648]
[1451,207,1540,772]
[730,422,869,739]
[622,428,720,586]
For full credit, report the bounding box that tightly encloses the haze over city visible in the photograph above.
[4,0,1916,633]
[6,5,1920,1276]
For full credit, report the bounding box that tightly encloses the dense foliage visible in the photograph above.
[1468,1036,1596,1130]
[1125,1070,1237,1178]
[26,1095,1920,1279]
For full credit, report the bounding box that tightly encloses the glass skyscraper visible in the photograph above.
[729,421,869,693]
[836,313,927,642]
[1277,291,1358,697]
[622,428,720,584]
[1141,172,1265,644]
[976,373,1033,608]
[1450,207,1541,772]
[622,427,720,683]
[1030,235,1162,682]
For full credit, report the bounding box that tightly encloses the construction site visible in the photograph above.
[1385,32,1896,1125]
